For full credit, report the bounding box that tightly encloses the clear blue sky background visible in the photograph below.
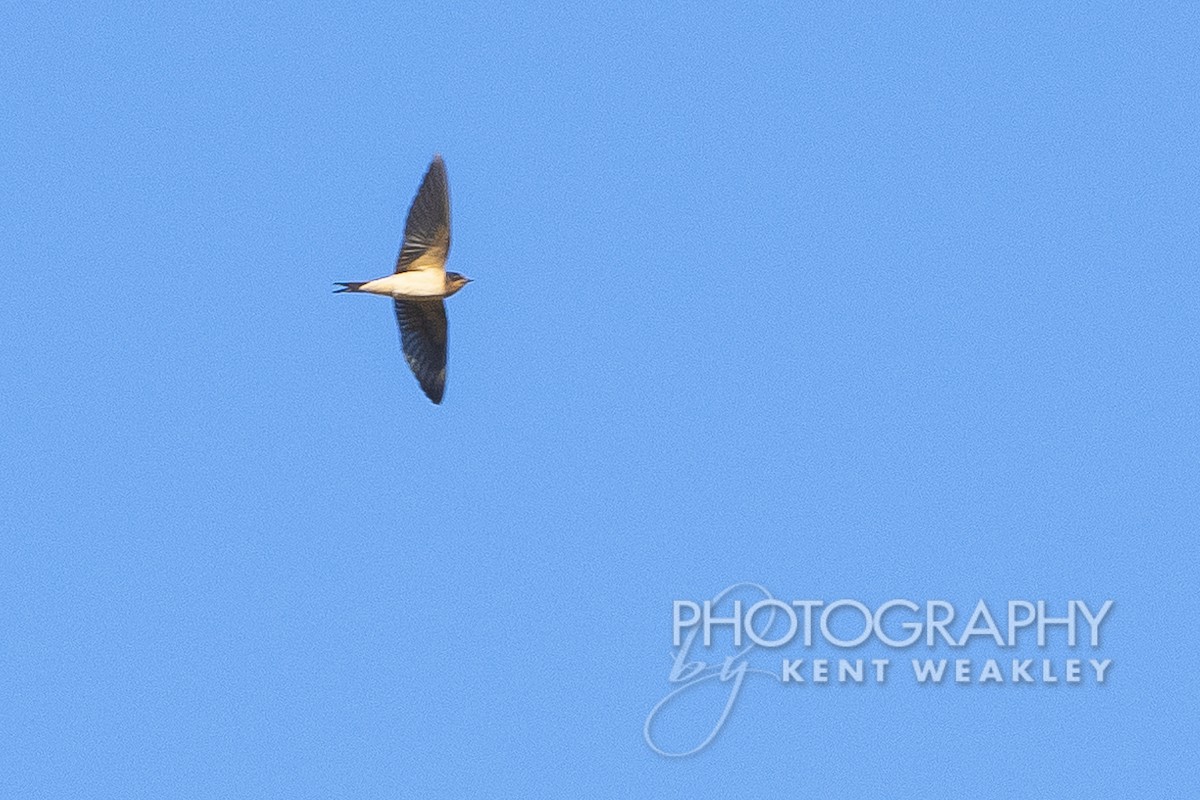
[2,2,1197,797]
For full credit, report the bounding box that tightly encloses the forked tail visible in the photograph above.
[333,282,367,293]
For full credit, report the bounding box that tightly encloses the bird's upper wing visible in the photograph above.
[394,299,448,404]
[395,155,451,273]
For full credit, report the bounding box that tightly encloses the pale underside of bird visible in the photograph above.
[336,155,471,404]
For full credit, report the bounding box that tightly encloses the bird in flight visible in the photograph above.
[336,155,471,404]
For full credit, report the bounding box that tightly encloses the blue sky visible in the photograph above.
[2,2,1197,797]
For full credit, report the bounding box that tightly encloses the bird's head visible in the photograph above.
[445,272,472,296]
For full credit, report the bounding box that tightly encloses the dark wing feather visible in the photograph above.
[395,155,451,273]
[394,299,448,404]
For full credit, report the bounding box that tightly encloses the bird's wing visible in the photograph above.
[394,299,448,404]
[395,155,451,274]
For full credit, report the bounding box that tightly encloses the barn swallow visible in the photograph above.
[336,155,470,404]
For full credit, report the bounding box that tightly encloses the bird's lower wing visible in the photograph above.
[394,299,448,404]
